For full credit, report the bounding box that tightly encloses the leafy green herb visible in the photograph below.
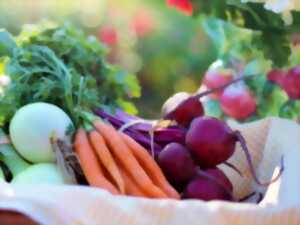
[193,0,300,66]
[0,22,141,127]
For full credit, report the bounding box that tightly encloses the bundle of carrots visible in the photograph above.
[74,119,180,199]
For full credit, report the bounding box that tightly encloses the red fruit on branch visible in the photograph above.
[166,0,193,16]
[220,83,257,120]
[267,69,285,85]
[98,26,118,46]
[203,68,233,99]
[281,66,300,99]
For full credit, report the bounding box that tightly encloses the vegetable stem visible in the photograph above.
[235,131,284,186]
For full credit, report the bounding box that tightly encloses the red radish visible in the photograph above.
[158,143,197,189]
[267,69,285,85]
[203,62,233,99]
[162,92,204,127]
[281,66,300,99]
[98,26,118,46]
[186,116,283,186]
[166,0,193,16]
[220,83,257,120]
[182,168,233,201]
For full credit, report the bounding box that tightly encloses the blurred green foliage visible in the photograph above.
[0,0,215,118]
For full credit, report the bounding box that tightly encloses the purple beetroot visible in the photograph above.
[162,92,204,127]
[186,116,283,186]
[205,167,233,192]
[182,168,233,201]
[158,142,197,189]
[186,117,236,168]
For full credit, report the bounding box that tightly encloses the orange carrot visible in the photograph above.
[74,128,119,195]
[120,166,146,197]
[93,120,167,198]
[121,133,180,199]
[89,130,125,194]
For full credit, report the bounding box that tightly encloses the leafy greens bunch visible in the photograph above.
[0,22,141,127]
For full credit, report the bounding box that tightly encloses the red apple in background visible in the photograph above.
[267,69,285,85]
[98,25,118,46]
[220,83,257,120]
[281,66,300,99]
[202,61,233,99]
[166,0,193,16]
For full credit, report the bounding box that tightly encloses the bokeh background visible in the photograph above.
[0,0,216,118]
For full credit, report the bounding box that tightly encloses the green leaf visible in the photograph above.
[116,99,138,115]
[193,0,300,66]
[288,45,300,67]
[279,100,300,119]
[244,58,271,76]
[256,82,288,118]
[124,74,141,98]
[252,31,291,67]
[202,18,252,59]
[0,29,17,57]
[203,99,223,118]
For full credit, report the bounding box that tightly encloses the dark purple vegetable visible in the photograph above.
[95,109,153,131]
[158,143,197,189]
[162,92,204,128]
[186,116,235,168]
[94,108,187,157]
[182,168,233,201]
[186,116,284,186]
[122,129,163,156]
[152,128,186,143]
[205,167,233,192]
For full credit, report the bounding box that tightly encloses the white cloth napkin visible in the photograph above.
[0,117,299,225]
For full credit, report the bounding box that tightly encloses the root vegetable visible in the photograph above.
[74,128,119,195]
[158,143,197,190]
[11,163,65,185]
[93,119,168,198]
[89,130,125,194]
[121,133,180,199]
[9,102,74,163]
